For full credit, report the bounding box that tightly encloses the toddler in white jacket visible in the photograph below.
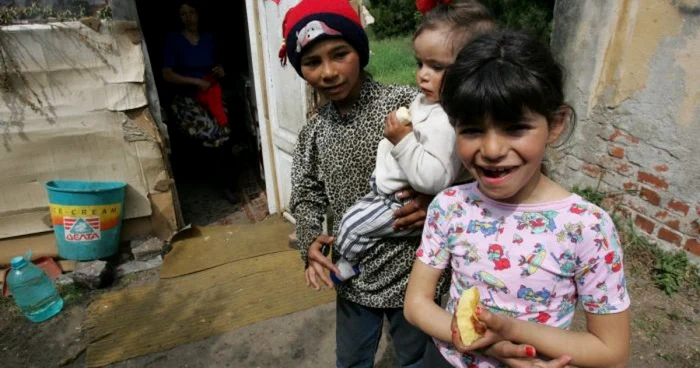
[331,94,468,284]
[330,0,494,284]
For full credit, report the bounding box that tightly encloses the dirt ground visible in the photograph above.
[1,262,698,368]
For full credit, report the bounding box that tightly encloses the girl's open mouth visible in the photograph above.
[480,166,517,179]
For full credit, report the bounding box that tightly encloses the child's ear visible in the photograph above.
[547,107,568,144]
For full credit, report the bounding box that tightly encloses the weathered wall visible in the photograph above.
[550,0,700,256]
[0,20,177,242]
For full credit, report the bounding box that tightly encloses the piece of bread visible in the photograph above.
[456,286,483,345]
[396,106,412,125]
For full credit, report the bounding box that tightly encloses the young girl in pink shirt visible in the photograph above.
[405,30,631,368]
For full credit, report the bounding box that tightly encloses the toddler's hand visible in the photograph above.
[384,110,413,145]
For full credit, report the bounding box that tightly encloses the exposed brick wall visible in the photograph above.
[551,118,699,258]
[551,0,700,260]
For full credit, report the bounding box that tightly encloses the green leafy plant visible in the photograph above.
[367,0,420,40]
[481,0,555,44]
[571,185,606,207]
[367,0,556,43]
[653,251,691,296]
[97,4,112,20]
[0,1,91,25]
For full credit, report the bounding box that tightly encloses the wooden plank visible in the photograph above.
[161,216,293,278]
[85,250,333,367]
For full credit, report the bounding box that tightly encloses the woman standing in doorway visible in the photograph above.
[162,1,229,149]
[162,1,245,203]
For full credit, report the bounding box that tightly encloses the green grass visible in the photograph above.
[367,34,416,87]
[58,283,91,307]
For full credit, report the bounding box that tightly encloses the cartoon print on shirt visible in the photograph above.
[464,193,483,208]
[596,281,607,291]
[487,244,511,270]
[574,255,600,286]
[515,211,558,234]
[556,294,576,322]
[569,203,588,215]
[420,246,450,267]
[581,295,617,313]
[449,222,466,237]
[617,276,628,302]
[517,285,556,305]
[590,222,611,251]
[451,241,480,269]
[550,249,577,278]
[467,219,501,237]
[528,311,552,324]
[556,222,585,244]
[446,202,466,219]
[519,243,547,277]
[604,251,622,273]
[473,271,510,294]
[513,233,524,245]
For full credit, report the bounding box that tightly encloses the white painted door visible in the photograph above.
[246,0,309,217]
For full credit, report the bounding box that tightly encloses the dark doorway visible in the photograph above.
[135,0,268,225]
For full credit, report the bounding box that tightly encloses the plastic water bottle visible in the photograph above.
[7,255,64,322]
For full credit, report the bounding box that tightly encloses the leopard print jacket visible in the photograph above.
[290,77,431,308]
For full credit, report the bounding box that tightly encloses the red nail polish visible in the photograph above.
[475,306,483,316]
[526,346,536,357]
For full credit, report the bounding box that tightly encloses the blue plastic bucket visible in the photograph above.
[45,181,127,261]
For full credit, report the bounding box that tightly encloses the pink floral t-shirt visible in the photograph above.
[417,183,631,368]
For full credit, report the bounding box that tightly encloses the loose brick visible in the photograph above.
[635,215,655,234]
[685,238,700,257]
[654,164,669,172]
[609,146,625,159]
[639,187,661,206]
[667,199,690,216]
[654,211,669,220]
[665,219,680,231]
[637,171,668,190]
[582,164,601,178]
[608,129,640,144]
[623,182,638,191]
[617,163,632,176]
[658,227,682,246]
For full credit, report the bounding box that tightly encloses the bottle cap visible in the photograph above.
[10,256,28,269]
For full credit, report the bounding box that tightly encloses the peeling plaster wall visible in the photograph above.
[0,20,177,240]
[550,0,700,256]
